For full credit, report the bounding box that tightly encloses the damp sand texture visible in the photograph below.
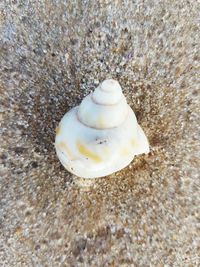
[0,1,200,267]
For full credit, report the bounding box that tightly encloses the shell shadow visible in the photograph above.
[18,61,85,166]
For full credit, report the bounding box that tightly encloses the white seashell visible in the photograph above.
[55,79,149,178]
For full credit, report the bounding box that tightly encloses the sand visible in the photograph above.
[0,1,200,266]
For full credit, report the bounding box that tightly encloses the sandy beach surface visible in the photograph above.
[0,1,199,266]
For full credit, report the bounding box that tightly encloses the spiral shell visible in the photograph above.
[78,79,128,129]
[55,79,149,178]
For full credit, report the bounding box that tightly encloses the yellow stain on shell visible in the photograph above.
[120,147,130,156]
[56,126,61,135]
[76,140,102,163]
[58,141,74,160]
[131,139,138,147]
[102,146,110,155]
[97,116,105,128]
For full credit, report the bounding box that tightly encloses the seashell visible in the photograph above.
[55,79,149,178]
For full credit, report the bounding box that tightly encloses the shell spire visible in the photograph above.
[77,79,128,129]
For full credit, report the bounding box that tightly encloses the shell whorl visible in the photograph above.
[92,79,122,105]
[77,79,128,129]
